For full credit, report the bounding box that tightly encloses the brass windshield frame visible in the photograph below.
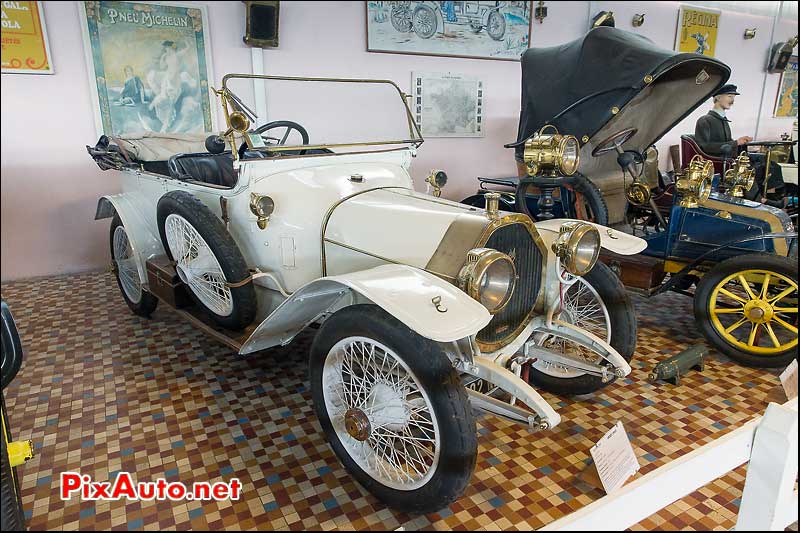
[219,73,424,156]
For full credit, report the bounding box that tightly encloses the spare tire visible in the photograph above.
[157,191,256,331]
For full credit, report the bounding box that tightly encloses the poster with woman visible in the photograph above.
[774,56,798,118]
[79,1,215,136]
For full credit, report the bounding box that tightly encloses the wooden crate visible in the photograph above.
[599,250,666,291]
[145,255,192,308]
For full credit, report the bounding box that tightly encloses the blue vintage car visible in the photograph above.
[468,28,798,368]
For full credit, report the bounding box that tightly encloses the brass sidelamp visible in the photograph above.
[522,125,580,176]
[722,152,755,197]
[676,155,713,208]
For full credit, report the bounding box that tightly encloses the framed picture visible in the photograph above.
[413,72,484,137]
[675,5,720,58]
[1,1,54,74]
[774,55,798,118]
[79,1,216,137]
[367,1,532,61]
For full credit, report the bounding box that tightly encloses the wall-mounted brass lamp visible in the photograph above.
[534,1,547,24]
[744,28,757,40]
[632,14,645,27]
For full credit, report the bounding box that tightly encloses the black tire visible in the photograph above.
[529,261,637,395]
[309,305,477,514]
[412,4,437,39]
[486,10,506,40]
[1,393,26,532]
[515,173,609,225]
[390,2,413,32]
[694,254,798,368]
[110,215,158,318]
[156,191,256,331]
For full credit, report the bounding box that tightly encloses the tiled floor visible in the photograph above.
[1,271,795,531]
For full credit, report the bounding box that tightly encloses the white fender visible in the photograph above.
[95,194,164,284]
[239,264,492,354]
[534,218,647,256]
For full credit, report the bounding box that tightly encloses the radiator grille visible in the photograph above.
[476,222,543,350]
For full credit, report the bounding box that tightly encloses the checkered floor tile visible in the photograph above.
[1,271,795,531]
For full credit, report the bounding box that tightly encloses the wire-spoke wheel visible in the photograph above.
[165,214,233,317]
[412,5,437,39]
[109,215,157,317]
[486,10,506,40]
[322,336,440,491]
[528,261,637,395]
[157,191,256,330]
[696,254,798,367]
[310,305,476,514]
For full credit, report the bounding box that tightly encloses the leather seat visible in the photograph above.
[680,135,725,174]
[168,152,237,187]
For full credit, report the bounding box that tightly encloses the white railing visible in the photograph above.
[541,396,798,531]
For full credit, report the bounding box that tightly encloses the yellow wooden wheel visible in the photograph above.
[708,269,797,355]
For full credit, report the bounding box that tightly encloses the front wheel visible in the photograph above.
[486,10,506,40]
[310,305,477,514]
[528,261,637,395]
[694,254,798,368]
[390,2,413,32]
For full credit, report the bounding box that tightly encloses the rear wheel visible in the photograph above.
[694,254,798,367]
[412,4,437,39]
[110,215,158,318]
[528,261,637,395]
[157,191,256,331]
[310,305,476,514]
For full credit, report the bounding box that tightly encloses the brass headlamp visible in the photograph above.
[552,221,601,276]
[722,152,754,197]
[523,125,580,176]
[458,248,516,314]
[676,155,713,208]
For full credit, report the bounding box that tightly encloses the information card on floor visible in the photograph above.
[779,359,798,401]
[590,421,640,494]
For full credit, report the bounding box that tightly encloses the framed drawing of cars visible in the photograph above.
[79,0,216,136]
[366,1,532,61]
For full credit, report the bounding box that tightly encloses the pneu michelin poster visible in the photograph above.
[80,1,215,136]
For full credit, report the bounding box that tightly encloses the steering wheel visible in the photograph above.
[238,120,310,158]
[591,127,638,157]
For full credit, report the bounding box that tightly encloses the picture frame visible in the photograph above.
[367,1,532,61]
[413,71,484,138]
[674,5,721,58]
[1,1,54,74]
[773,55,798,118]
[78,0,216,137]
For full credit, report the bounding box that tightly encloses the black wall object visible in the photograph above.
[244,1,280,48]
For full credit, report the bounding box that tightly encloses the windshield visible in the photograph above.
[219,74,423,154]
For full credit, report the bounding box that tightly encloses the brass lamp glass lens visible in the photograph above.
[560,136,580,175]
[478,258,515,311]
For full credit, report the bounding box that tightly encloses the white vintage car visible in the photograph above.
[88,74,645,513]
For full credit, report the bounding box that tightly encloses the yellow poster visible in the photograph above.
[1,1,53,74]
[675,5,720,58]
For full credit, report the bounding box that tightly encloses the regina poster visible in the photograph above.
[79,1,215,136]
[675,5,720,58]
[1,1,54,74]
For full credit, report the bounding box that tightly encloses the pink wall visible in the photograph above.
[1,1,797,281]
